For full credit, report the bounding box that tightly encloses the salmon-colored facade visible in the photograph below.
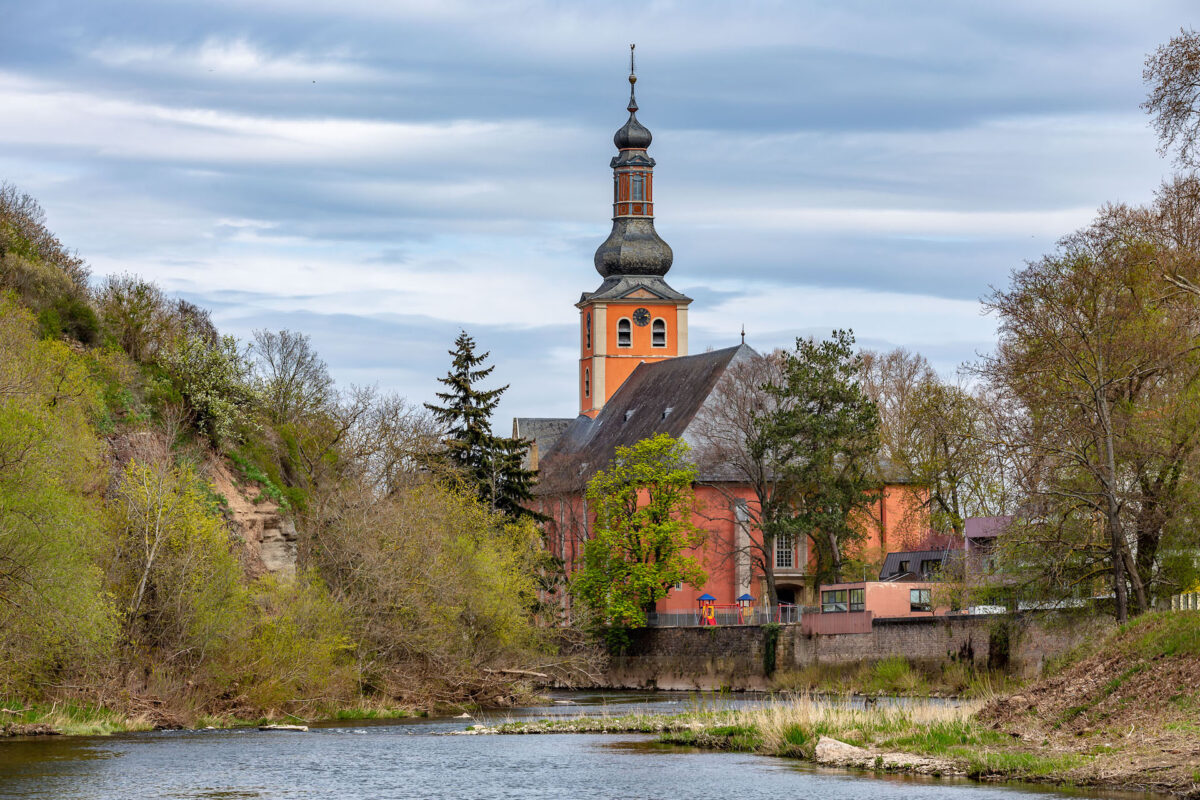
[536,479,929,614]
[578,299,688,418]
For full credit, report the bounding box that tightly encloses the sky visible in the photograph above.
[0,1,1192,423]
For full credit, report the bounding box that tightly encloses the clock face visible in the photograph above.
[633,307,651,327]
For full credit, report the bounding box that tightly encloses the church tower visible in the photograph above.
[578,46,692,417]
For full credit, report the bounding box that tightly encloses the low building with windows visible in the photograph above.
[803,580,943,634]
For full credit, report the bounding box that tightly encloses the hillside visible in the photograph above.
[982,612,1200,796]
[0,182,558,729]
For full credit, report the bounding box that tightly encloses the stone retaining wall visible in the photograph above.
[600,612,1107,691]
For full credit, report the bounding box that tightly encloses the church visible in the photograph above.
[514,54,925,616]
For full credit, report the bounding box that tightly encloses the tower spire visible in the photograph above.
[628,43,637,112]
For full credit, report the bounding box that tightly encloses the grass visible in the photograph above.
[771,658,1014,699]
[488,695,1095,784]
[2,697,424,737]
[0,700,155,737]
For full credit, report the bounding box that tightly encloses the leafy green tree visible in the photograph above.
[425,331,538,519]
[160,331,258,446]
[0,297,114,693]
[571,434,706,629]
[764,330,881,585]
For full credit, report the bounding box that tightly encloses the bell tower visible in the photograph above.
[578,45,692,417]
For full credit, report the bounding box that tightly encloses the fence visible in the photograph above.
[645,604,800,627]
[1171,592,1199,610]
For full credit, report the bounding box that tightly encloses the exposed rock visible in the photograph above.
[814,736,868,763]
[106,432,299,577]
[258,724,308,732]
[206,456,298,577]
[813,736,962,775]
[0,724,60,737]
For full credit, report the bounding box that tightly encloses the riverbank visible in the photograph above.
[0,699,436,738]
[481,612,1200,798]
[480,696,1188,796]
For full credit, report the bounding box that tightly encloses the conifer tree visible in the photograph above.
[425,331,539,520]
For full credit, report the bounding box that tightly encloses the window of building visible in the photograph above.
[821,589,847,613]
[617,318,632,347]
[910,588,932,613]
[848,587,865,612]
[632,174,645,201]
[775,533,793,569]
[898,559,910,574]
[613,176,618,203]
[652,318,666,347]
[672,581,682,591]
[584,368,590,397]
[921,559,941,576]
[585,312,592,349]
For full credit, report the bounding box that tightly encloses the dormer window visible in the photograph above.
[652,318,666,347]
[617,318,632,347]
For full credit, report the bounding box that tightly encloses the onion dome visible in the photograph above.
[594,45,673,278]
[614,73,652,150]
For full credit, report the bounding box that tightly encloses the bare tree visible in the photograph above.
[691,350,792,606]
[1144,28,1200,170]
[252,329,334,425]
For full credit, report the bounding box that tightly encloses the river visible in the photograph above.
[0,692,1166,799]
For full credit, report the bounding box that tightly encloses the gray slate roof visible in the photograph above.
[879,549,957,581]
[578,274,692,305]
[512,417,573,471]
[535,345,752,494]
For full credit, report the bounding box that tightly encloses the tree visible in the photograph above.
[1144,28,1200,169]
[691,349,795,607]
[764,330,881,585]
[571,434,706,628]
[863,348,1014,538]
[251,329,334,425]
[981,204,1200,621]
[0,297,114,693]
[424,331,538,520]
[160,331,258,446]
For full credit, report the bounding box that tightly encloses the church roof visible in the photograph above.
[535,344,754,493]
[534,342,916,495]
[512,417,573,452]
[578,274,692,305]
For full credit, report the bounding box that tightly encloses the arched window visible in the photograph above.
[632,174,645,201]
[652,318,667,347]
[617,318,632,347]
[584,368,590,397]
[585,312,592,350]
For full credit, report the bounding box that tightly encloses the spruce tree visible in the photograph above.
[425,331,540,520]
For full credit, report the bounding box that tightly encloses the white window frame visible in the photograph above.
[775,533,794,569]
[617,317,632,348]
[651,317,667,347]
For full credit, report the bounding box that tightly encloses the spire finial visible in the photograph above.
[627,43,638,112]
[740,324,746,345]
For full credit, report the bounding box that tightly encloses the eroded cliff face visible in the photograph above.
[107,431,298,577]
[206,458,298,577]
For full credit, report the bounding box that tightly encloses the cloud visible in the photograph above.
[0,0,1190,423]
[88,37,384,83]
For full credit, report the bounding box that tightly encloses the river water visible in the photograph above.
[0,692,1165,800]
